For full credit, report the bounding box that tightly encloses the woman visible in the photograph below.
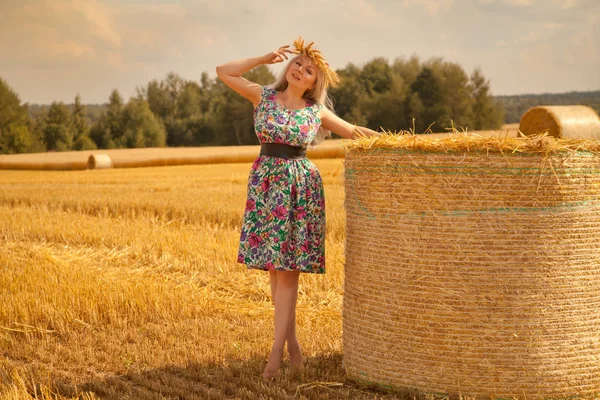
[216,37,380,379]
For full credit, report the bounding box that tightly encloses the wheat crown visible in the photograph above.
[291,36,341,89]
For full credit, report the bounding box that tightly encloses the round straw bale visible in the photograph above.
[519,105,600,139]
[343,134,600,399]
[87,154,113,169]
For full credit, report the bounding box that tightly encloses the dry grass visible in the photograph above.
[346,129,600,154]
[0,158,413,400]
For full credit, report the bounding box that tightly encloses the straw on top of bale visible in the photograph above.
[344,131,600,155]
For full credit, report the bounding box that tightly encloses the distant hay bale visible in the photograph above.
[519,105,600,139]
[87,154,113,169]
[343,133,600,399]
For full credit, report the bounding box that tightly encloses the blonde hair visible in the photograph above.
[269,55,335,147]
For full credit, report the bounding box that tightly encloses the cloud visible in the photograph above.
[0,0,225,71]
[504,0,534,6]
[70,1,121,48]
[0,0,120,67]
[477,0,594,7]
[344,0,382,20]
[543,22,563,30]
[519,22,564,44]
[477,0,535,5]
[402,0,455,15]
[111,2,227,68]
[555,0,579,8]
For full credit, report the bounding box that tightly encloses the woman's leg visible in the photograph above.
[268,270,277,302]
[268,271,302,367]
[286,307,303,367]
[262,270,300,378]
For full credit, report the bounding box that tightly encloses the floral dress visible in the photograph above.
[236,86,326,274]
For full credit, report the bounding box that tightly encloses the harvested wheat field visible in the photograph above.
[0,154,417,400]
[0,130,523,400]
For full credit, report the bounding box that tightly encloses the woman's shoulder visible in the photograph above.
[261,85,276,98]
[308,100,325,112]
[254,86,276,109]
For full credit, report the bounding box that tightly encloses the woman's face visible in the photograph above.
[286,56,318,92]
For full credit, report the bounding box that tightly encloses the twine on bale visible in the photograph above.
[343,132,600,399]
[87,154,113,169]
[519,105,600,139]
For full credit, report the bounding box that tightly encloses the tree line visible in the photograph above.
[1,55,598,154]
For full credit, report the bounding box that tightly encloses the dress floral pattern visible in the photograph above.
[237,86,326,274]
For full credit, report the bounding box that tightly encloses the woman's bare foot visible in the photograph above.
[287,340,303,368]
[262,348,284,379]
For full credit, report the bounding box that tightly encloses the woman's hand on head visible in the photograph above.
[214,44,294,106]
[262,45,294,65]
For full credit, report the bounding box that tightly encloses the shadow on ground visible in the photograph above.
[52,351,411,400]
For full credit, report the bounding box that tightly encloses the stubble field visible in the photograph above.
[0,157,404,400]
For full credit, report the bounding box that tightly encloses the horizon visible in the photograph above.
[2,0,599,104]
[22,88,600,107]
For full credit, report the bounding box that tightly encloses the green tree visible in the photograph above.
[426,58,474,131]
[409,67,448,132]
[140,73,208,146]
[392,55,421,89]
[71,94,88,141]
[0,77,32,153]
[43,101,73,151]
[106,89,124,144]
[159,73,185,146]
[329,63,366,126]
[143,80,171,120]
[406,92,424,132]
[71,94,96,150]
[90,89,123,148]
[363,75,408,132]
[360,58,393,95]
[119,98,166,148]
[470,68,504,129]
[167,82,203,146]
[199,71,213,115]
[28,110,48,152]
[1,124,31,153]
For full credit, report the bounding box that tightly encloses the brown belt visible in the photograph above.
[260,143,307,160]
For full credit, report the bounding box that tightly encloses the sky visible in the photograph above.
[0,0,598,104]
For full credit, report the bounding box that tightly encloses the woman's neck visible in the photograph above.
[282,86,305,103]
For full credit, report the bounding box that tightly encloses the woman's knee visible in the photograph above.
[269,270,277,283]
[276,271,300,287]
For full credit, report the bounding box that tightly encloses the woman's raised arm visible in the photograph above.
[216,45,294,106]
[318,108,381,139]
